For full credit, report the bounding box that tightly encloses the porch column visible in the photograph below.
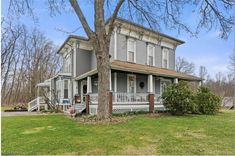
[109,70,112,91]
[85,94,90,114]
[87,76,92,93]
[109,92,113,114]
[148,75,153,93]
[174,78,178,84]
[114,72,117,93]
[148,75,154,113]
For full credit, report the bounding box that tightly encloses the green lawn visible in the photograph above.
[2,110,235,155]
[1,106,13,111]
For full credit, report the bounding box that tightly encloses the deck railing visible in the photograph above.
[28,97,44,111]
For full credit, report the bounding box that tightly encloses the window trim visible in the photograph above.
[147,44,155,66]
[162,48,169,69]
[127,74,136,93]
[127,38,136,63]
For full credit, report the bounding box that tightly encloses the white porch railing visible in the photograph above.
[90,93,98,104]
[113,92,149,104]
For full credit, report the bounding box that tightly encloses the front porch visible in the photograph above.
[75,61,201,115]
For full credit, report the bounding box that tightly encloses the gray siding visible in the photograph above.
[169,49,175,70]
[109,35,114,61]
[136,74,148,93]
[114,33,175,70]
[76,49,91,76]
[155,45,162,68]
[117,33,127,61]
[117,72,127,92]
[155,79,160,94]
[136,40,147,65]
[90,51,97,70]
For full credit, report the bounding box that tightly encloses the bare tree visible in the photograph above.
[1,19,61,105]
[5,0,234,119]
[176,57,195,75]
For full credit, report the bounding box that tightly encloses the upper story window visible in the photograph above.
[127,38,136,63]
[147,44,155,66]
[162,48,169,69]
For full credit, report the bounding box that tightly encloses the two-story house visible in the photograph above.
[28,18,201,114]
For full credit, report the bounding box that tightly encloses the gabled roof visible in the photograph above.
[111,60,201,81]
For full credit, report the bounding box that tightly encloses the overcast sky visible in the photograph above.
[2,0,234,78]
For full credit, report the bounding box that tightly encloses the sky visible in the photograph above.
[1,0,234,78]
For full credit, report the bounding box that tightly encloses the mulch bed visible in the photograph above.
[70,112,170,125]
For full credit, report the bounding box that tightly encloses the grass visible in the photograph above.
[1,106,13,111]
[2,110,235,155]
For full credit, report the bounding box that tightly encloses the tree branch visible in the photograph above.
[107,0,125,37]
[69,0,94,39]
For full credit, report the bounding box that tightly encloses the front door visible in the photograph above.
[80,80,87,102]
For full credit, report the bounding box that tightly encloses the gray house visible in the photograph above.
[28,18,201,114]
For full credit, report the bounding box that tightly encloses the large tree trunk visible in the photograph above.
[96,48,110,119]
[94,0,111,119]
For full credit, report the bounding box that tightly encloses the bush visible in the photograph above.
[194,86,221,114]
[162,81,194,115]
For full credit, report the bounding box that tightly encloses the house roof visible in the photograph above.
[111,60,201,81]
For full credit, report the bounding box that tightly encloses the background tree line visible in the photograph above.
[176,54,235,98]
[1,19,61,105]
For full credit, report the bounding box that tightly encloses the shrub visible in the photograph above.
[162,81,194,115]
[194,86,221,114]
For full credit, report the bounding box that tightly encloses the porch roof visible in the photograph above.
[111,60,201,81]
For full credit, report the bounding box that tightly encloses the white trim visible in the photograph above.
[120,26,176,49]
[174,78,178,84]
[127,38,136,63]
[147,44,155,66]
[114,72,117,92]
[109,70,112,91]
[114,27,117,60]
[127,74,136,93]
[87,76,92,93]
[162,48,169,69]
[75,68,97,80]
[73,42,77,77]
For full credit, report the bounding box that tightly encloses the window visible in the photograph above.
[162,48,169,68]
[127,38,136,63]
[147,44,155,66]
[64,80,69,99]
[160,80,171,94]
[127,75,136,93]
